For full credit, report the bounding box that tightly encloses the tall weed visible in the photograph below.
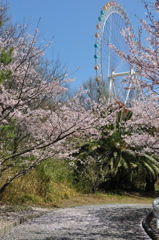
[0,159,76,205]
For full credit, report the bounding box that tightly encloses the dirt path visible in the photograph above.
[1,204,152,240]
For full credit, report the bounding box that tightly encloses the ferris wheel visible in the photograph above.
[94,1,138,104]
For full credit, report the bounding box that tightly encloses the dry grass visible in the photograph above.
[1,160,158,209]
[43,191,158,209]
[1,190,156,210]
[1,172,158,208]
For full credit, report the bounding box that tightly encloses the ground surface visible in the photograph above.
[1,204,152,240]
[0,205,51,228]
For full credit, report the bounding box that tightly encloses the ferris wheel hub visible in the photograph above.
[111,70,133,78]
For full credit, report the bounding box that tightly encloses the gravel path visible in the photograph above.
[1,204,152,240]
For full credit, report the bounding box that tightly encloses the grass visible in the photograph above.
[0,192,155,217]
[1,158,158,210]
[55,191,157,209]
[0,189,157,214]
[2,190,155,210]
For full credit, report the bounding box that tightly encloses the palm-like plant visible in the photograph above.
[100,103,159,191]
[72,102,159,192]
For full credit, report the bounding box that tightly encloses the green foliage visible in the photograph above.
[35,158,75,202]
[0,48,13,65]
[0,158,76,204]
[0,48,13,84]
[71,141,108,193]
[0,124,15,139]
[0,70,12,83]
[0,119,16,155]
[71,106,159,192]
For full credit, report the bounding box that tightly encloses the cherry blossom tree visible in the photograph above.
[77,77,109,109]
[0,7,107,194]
[2,0,159,195]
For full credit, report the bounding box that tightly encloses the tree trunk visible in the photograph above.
[0,182,10,195]
[145,177,156,192]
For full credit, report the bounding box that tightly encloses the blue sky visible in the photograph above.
[8,0,146,90]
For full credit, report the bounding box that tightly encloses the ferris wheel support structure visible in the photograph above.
[110,69,136,103]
